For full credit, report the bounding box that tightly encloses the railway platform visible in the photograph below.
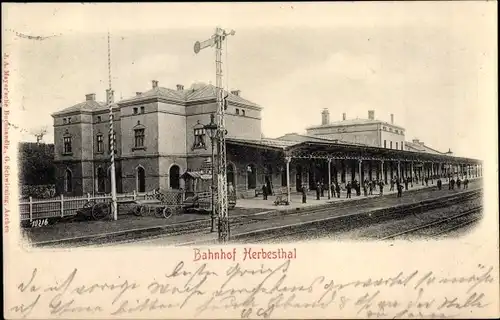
[235,177,481,211]
[116,178,482,247]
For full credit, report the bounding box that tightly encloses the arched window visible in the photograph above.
[64,169,73,193]
[169,165,180,189]
[97,167,105,193]
[247,164,256,189]
[227,163,235,187]
[137,166,146,193]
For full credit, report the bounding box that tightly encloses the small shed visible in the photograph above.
[181,171,212,196]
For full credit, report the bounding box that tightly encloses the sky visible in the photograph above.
[2,2,497,158]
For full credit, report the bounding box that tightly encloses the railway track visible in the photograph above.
[231,192,482,244]
[379,206,482,240]
[34,187,482,247]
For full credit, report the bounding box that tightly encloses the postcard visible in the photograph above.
[3,2,499,319]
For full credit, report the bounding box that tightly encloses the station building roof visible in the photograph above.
[405,140,444,155]
[52,100,108,116]
[113,82,260,108]
[306,118,405,131]
[52,82,261,116]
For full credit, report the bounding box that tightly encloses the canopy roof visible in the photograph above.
[226,138,481,164]
[181,171,212,180]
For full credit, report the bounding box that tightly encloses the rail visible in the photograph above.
[379,207,482,240]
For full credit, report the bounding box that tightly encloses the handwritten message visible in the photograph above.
[7,260,496,319]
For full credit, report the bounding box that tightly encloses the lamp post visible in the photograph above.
[204,114,218,233]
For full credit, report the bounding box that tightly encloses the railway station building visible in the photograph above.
[51,81,483,199]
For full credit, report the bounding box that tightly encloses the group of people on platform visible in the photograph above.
[259,174,472,203]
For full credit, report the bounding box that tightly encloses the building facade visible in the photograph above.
[306,109,406,150]
[52,83,482,199]
[52,81,262,196]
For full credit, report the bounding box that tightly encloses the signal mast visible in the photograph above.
[107,31,118,221]
[194,27,235,242]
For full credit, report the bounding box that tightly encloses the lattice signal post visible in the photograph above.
[194,27,235,243]
[107,32,118,221]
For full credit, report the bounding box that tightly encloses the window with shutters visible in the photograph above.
[134,129,145,148]
[96,134,103,153]
[192,120,206,150]
[63,136,72,154]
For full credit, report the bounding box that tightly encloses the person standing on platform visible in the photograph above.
[369,180,374,195]
[316,182,321,200]
[450,178,455,190]
[363,182,368,197]
[404,177,409,191]
[437,178,442,190]
[262,184,268,200]
[301,185,307,203]
[464,178,469,189]
[346,182,352,198]
[425,177,429,186]
[330,183,335,199]
[390,178,395,191]
[320,181,325,197]
[379,180,384,196]
[397,182,403,198]
[456,178,461,189]
[336,182,341,198]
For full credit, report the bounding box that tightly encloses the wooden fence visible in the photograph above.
[19,190,185,222]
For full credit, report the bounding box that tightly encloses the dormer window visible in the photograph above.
[140,106,145,114]
[242,110,246,116]
[68,117,72,124]
[63,118,67,124]
[133,107,138,114]
[236,108,240,115]
[192,121,206,150]
[97,116,102,122]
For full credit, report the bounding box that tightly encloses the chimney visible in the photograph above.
[176,84,184,91]
[152,80,159,89]
[85,93,96,101]
[342,113,346,121]
[368,110,375,120]
[390,113,394,124]
[321,108,330,125]
[136,92,142,96]
[231,90,241,96]
[106,89,114,104]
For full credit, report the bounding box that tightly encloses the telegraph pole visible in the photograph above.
[194,27,235,242]
[107,31,118,221]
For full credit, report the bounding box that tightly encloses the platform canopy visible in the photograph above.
[226,138,481,165]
